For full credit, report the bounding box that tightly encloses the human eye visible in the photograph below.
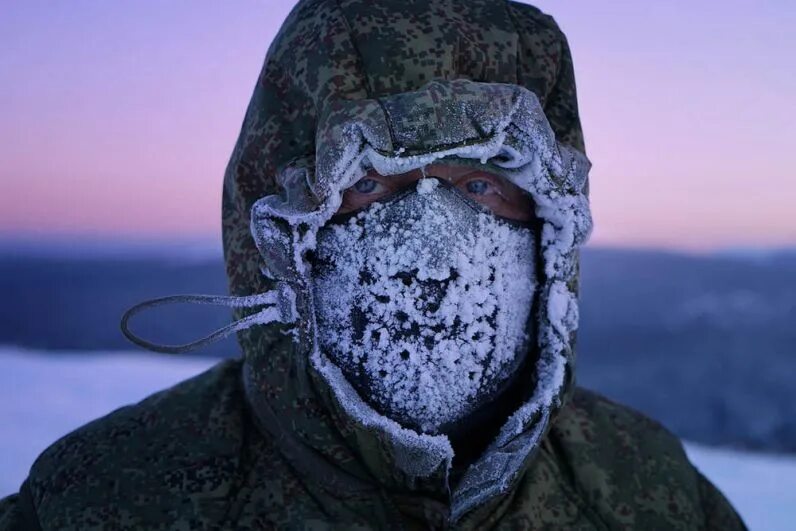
[459,175,503,199]
[464,178,495,196]
[352,177,385,195]
[448,168,534,223]
[335,176,393,216]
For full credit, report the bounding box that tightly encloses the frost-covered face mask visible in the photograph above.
[312,177,537,434]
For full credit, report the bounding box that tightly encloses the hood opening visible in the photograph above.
[243,78,590,520]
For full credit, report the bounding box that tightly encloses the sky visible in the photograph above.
[0,0,794,251]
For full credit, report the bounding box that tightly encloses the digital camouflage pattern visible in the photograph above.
[0,362,746,530]
[0,0,746,529]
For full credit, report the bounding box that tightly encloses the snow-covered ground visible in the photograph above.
[684,443,793,530]
[1,347,792,529]
[0,347,216,498]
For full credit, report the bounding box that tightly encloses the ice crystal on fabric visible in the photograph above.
[312,179,536,433]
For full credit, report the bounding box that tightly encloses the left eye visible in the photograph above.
[353,178,379,194]
[465,179,492,195]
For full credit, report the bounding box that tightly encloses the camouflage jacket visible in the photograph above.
[1,1,746,529]
[0,362,744,530]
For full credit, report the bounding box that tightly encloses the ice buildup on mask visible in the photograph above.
[312,178,537,434]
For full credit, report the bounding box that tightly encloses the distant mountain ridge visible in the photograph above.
[0,245,794,454]
[576,248,796,453]
[0,235,223,261]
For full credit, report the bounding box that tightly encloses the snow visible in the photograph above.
[416,176,439,194]
[0,351,793,528]
[685,443,794,530]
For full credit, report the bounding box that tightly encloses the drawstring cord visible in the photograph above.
[120,285,296,354]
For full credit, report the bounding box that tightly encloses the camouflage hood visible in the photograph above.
[222,0,591,522]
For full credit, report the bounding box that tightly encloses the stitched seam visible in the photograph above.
[503,1,523,85]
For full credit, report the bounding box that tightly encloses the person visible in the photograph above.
[0,0,746,529]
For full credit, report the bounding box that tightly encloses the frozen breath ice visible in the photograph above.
[312,179,537,433]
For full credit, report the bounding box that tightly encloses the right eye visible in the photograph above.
[464,179,493,196]
[353,178,383,194]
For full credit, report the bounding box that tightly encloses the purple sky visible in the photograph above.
[1,0,794,250]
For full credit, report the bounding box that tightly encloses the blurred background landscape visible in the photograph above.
[2,242,794,454]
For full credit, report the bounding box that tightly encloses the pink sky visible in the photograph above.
[1,0,794,251]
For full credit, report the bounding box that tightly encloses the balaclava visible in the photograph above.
[311,175,538,434]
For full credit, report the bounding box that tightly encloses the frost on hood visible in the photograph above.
[312,178,536,434]
[249,79,592,521]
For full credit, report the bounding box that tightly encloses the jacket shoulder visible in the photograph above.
[542,387,746,530]
[554,387,688,459]
[25,359,247,530]
[506,1,560,31]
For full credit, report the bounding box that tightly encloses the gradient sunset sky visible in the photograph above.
[1,0,794,251]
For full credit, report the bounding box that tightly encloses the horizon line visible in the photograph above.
[1,233,794,260]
